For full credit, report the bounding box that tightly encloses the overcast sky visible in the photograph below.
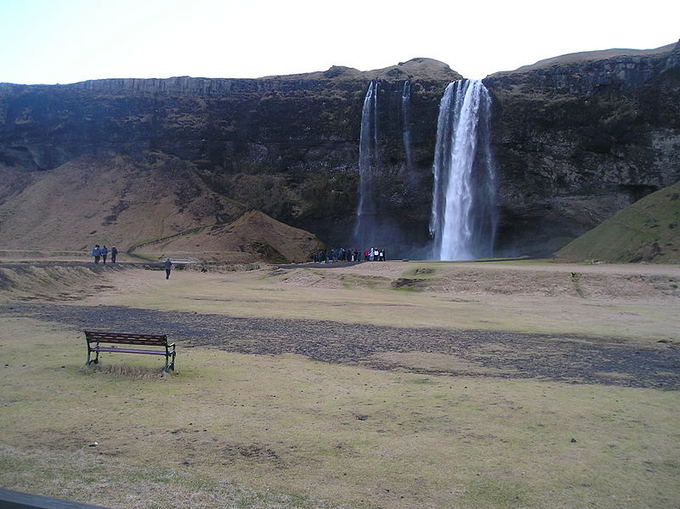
[0,0,678,84]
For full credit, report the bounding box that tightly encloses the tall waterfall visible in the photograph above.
[401,80,414,178]
[353,81,379,246]
[429,79,497,261]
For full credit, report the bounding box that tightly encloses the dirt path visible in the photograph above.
[3,303,678,389]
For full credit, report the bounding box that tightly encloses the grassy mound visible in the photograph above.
[135,210,324,263]
[556,181,680,263]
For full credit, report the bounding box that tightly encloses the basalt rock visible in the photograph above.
[0,45,679,257]
[484,41,680,255]
[0,59,460,252]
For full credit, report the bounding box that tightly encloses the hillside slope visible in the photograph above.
[0,153,245,251]
[135,210,324,263]
[556,181,680,263]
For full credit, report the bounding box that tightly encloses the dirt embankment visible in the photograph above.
[280,261,680,300]
[0,264,128,302]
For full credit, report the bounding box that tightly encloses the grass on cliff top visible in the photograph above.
[557,181,680,264]
[2,317,680,509]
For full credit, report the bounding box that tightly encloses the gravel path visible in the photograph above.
[3,303,679,389]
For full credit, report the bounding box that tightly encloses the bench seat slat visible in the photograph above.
[92,347,168,355]
[88,333,166,339]
[90,339,167,346]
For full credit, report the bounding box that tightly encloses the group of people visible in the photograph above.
[91,244,174,280]
[91,244,118,264]
[312,247,387,263]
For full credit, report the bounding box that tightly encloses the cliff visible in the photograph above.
[0,45,678,258]
[0,58,460,252]
[484,40,680,254]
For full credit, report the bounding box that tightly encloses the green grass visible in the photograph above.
[558,182,680,263]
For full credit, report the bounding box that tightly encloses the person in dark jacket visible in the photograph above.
[164,258,172,279]
[111,246,118,263]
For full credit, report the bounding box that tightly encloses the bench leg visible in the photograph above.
[85,348,99,366]
[164,351,176,372]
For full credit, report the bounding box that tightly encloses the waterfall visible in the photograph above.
[429,79,497,261]
[401,80,414,178]
[353,81,379,246]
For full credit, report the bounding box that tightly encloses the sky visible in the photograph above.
[0,0,678,85]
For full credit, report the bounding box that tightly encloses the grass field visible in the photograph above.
[1,261,679,508]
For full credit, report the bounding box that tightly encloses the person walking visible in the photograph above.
[111,246,118,263]
[91,245,101,264]
[164,258,173,279]
[101,245,109,264]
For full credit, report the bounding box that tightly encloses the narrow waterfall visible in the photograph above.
[429,79,497,261]
[401,80,414,178]
[353,81,379,246]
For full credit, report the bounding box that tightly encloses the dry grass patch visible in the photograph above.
[90,265,680,345]
[1,317,679,508]
[80,364,172,379]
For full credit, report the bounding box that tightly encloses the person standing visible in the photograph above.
[91,245,101,264]
[111,246,118,263]
[164,258,172,279]
[101,245,109,264]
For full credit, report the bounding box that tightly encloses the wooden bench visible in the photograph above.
[85,330,176,372]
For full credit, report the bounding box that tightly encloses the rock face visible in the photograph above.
[0,45,678,257]
[0,58,460,254]
[484,41,680,255]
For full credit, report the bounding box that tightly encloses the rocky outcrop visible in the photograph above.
[484,41,680,254]
[0,59,460,251]
[0,45,679,257]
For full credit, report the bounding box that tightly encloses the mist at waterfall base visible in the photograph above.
[352,81,429,259]
[429,80,497,261]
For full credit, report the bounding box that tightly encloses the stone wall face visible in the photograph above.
[484,42,680,254]
[0,46,678,255]
[0,67,455,250]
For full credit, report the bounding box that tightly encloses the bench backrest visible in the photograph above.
[85,330,168,346]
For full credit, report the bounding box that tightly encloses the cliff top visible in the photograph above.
[0,57,461,95]
[261,57,462,82]
[490,41,678,77]
[0,58,460,91]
